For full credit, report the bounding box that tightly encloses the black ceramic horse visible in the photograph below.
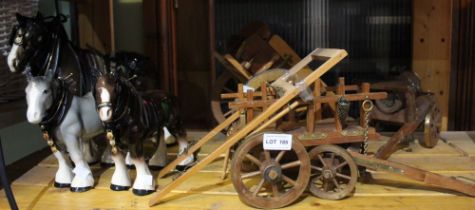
[94,66,194,195]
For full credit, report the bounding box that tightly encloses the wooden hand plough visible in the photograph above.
[149,49,475,208]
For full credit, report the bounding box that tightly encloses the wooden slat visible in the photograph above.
[412,0,453,131]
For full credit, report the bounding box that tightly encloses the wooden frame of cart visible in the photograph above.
[149,49,475,209]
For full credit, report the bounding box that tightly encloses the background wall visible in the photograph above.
[115,0,144,53]
[0,0,70,165]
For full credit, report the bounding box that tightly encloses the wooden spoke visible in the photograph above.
[282,175,298,186]
[332,178,340,190]
[253,178,266,196]
[334,161,348,170]
[336,172,352,180]
[330,153,335,166]
[281,160,301,169]
[317,154,327,167]
[275,150,286,163]
[241,171,261,180]
[272,184,280,197]
[311,166,323,171]
[264,150,271,161]
[245,154,262,166]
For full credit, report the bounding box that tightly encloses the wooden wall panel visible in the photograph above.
[413,0,453,131]
[77,0,113,54]
[143,0,211,128]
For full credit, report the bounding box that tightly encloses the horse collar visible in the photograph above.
[40,82,71,128]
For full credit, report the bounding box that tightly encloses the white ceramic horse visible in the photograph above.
[24,72,102,191]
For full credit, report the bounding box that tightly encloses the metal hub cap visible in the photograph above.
[263,164,282,183]
[322,169,334,179]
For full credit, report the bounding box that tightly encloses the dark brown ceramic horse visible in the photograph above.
[94,65,195,195]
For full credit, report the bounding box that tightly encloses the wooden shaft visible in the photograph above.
[375,95,434,159]
[149,49,347,206]
[157,111,240,178]
[351,151,475,197]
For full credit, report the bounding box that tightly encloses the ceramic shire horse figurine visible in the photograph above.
[6,13,108,191]
[99,52,177,168]
[95,67,194,195]
[24,69,103,192]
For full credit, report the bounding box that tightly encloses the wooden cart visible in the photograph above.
[149,49,475,208]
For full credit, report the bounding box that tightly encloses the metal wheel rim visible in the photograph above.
[421,104,441,148]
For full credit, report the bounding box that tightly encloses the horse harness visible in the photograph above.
[39,80,72,153]
[103,78,174,156]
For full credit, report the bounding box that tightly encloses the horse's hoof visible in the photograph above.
[149,165,164,171]
[100,162,115,168]
[132,188,155,196]
[175,155,196,171]
[54,182,70,188]
[70,186,93,192]
[110,184,130,191]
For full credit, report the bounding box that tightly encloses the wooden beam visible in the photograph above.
[413,0,453,131]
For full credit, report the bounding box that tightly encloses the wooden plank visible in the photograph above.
[13,166,56,187]
[0,185,48,210]
[223,54,252,80]
[77,0,113,53]
[4,131,475,209]
[412,0,453,131]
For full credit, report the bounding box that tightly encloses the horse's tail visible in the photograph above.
[163,94,187,138]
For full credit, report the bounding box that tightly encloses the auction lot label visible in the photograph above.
[263,133,292,150]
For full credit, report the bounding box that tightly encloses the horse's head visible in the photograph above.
[7,13,51,73]
[25,72,57,124]
[95,72,119,122]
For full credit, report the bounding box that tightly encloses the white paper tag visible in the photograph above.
[263,133,292,150]
[73,166,91,178]
[243,85,255,93]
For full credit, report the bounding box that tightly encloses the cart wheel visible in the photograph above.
[210,72,245,124]
[374,92,403,114]
[419,104,441,148]
[308,145,357,200]
[231,132,310,209]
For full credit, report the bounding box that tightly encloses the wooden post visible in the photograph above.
[314,79,322,121]
[246,90,254,122]
[413,0,453,131]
